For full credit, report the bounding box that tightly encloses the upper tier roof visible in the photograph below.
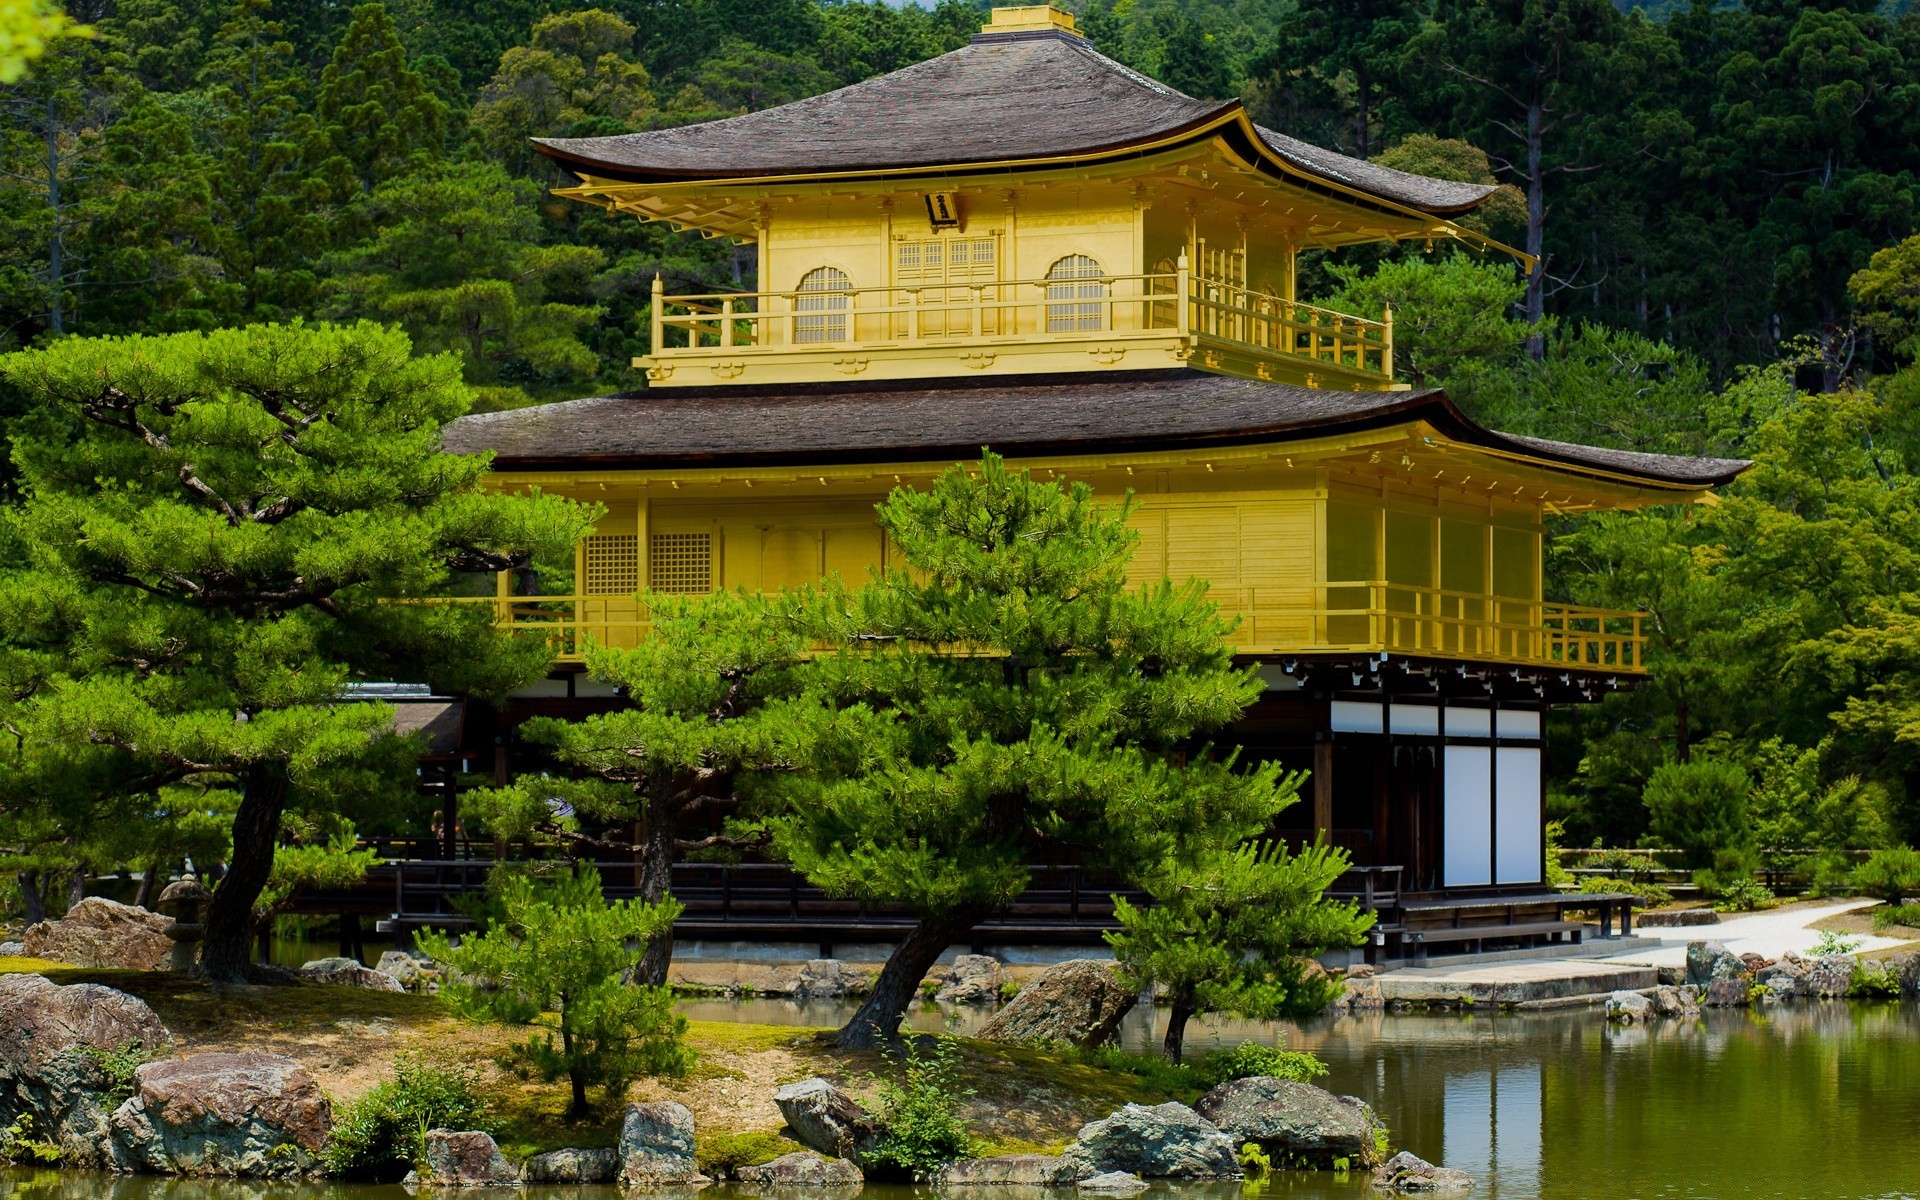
[533,28,1497,216]
[443,369,1747,490]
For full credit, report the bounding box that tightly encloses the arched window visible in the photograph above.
[794,266,851,343]
[1045,254,1107,333]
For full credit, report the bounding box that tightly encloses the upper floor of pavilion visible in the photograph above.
[533,6,1517,393]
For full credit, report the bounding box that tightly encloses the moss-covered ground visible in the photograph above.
[2,962,1162,1165]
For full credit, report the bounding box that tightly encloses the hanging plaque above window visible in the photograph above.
[924,191,960,229]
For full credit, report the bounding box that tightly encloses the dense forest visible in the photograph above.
[2,0,1920,885]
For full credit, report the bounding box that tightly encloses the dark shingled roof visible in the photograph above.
[534,30,1496,216]
[444,370,1747,488]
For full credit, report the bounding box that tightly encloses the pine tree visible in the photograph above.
[1107,840,1372,1064]
[775,452,1299,1050]
[0,321,593,981]
[312,2,447,197]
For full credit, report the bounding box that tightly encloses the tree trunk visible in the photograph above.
[1163,994,1195,1065]
[834,904,992,1050]
[65,867,86,909]
[1523,98,1547,361]
[199,764,291,983]
[634,778,678,987]
[18,872,44,926]
[133,860,160,909]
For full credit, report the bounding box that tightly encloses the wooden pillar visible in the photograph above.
[441,784,459,860]
[1313,740,1334,839]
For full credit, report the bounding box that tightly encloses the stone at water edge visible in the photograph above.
[1194,1076,1386,1170]
[21,897,173,971]
[619,1099,707,1184]
[1605,990,1653,1022]
[934,953,1005,1004]
[0,974,175,1169]
[1648,985,1701,1017]
[522,1146,621,1184]
[1078,1171,1150,1194]
[419,1129,518,1186]
[298,960,405,992]
[1803,955,1855,998]
[1374,1150,1475,1194]
[932,1154,1080,1186]
[1703,977,1750,1007]
[736,1150,865,1186]
[977,959,1134,1049]
[1061,1102,1241,1180]
[780,958,874,999]
[774,1077,877,1161]
[110,1051,331,1178]
[1684,941,1743,987]
[1890,953,1920,998]
[1654,964,1688,987]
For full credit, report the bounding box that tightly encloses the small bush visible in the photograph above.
[323,1056,493,1181]
[0,1114,60,1164]
[1872,903,1920,930]
[861,1035,976,1181]
[1188,1041,1328,1091]
[1710,876,1775,912]
[1810,930,1862,957]
[77,1041,160,1107]
[1644,760,1753,872]
[1576,876,1673,909]
[1851,847,1920,905]
[1848,959,1902,999]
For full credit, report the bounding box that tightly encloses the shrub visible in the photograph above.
[1851,847,1920,904]
[1848,959,1903,999]
[1710,876,1775,912]
[696,1130,793,1176]
[1644,759,1753,871]
[420,863,692,1118]
[77,1041,160,1107]
[1188,1041,1328,1091]
[861,1035,975,1181]
[1576,876,1673,909]
[0,1114,60,1164]
[1872,903,1920,930]
[1810,930,1861,957]
[323,1056,493,1181]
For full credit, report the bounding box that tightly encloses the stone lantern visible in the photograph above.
[157,875,211,973]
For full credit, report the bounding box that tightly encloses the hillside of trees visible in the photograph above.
[3,0,1920,875]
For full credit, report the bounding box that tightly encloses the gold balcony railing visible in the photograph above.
[646,258,1393,381]
[412,580,1644,672]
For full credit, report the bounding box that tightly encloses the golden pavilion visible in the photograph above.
[440,5,1744,960]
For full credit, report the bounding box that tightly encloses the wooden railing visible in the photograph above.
[412,580,1645,671]
[648,255,1393,379]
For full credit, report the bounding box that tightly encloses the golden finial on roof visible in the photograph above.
[982,5,1078,36]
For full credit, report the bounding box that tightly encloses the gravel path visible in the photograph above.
[1603,899,1908,966]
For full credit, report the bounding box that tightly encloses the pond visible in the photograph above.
[9,999,1919,1200]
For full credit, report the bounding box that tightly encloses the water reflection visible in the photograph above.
[9,1002,1920,1200]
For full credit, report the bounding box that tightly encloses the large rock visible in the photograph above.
[1804,955,1855,998]
[1637,908,1717,927]
[1685,942,1743,987]
[1890,952,1920,998]
[375,949,442,992]
[933,955,1004,1005]
[1336,965,1385,1013]
[1374,1151,1474,1194]
[22,898,172,971]
[977,960,1134,1049]
[779,959,873,1000]
[1194,1076,1385,1170]
[619,1100,705,1185]
[523,1146,620,1184]
[775,1077,877,1161]
[0,974,174,1168]
[1756,958,1807,992]
[1078,1171,1149,1194]
[737,1151,864,1187]
[932,1154,1078,1186]
[298,959,404,992]
[419,1129,518,1186]
[1605,991,1652,1023]
[1648,985,1701,1017]
[1061,1102,1240,1180]
[110,1051,331,1177]
[1703,977,1750,1008]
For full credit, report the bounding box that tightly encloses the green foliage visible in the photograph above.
[1316,251,1527,397]
[1575,876,1673,910]
[1851,848,1920,905]
[0,0,88,84]
[1108,839,1372,1063]
[0,1113,60,1164]
[1852,232,1920,363]
[1188,1041,1329,1091]
[322,1056,493,1181]
[1644,760,1753,872]
[1544,820,1574,889]
[1710,877,1775,913]
[419,863,692,1118]
[1238,1141,1272,1177]
[76,1040,160,1108]
[1810,930,1861,958]
[694,1129,793,1176]
[1873,903,1920,931]
[860,1034,976,1182]
[472,10,656,176]
[1848,959,1903,1000]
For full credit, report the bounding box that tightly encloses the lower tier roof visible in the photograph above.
[442,369,1747,489]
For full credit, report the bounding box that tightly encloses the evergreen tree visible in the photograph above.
[312,3,448,197]
[1252,0,1417,156]
[1108,840,1372,1064]
[0,321,592,981]
[472,9,656,178]
[775,452,1299,1049]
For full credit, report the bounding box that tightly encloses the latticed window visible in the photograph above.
[649,532,713,594]
[896,237,998,335]
[582,534,639,596]
[1045,254,1107,332]
[794,266,851,343]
